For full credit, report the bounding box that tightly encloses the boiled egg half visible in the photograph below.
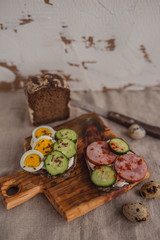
[20,150,44,172]
[32,136,55,156]
[31,125,56,148]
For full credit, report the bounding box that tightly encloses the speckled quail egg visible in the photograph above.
[140,181,160,199]
[128,124,146,140]
[122,202,150,223]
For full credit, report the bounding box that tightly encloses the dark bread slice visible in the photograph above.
[32,155,77,179]
[85,155,133,193]
[24,135,77,180]
[24,73,70,126]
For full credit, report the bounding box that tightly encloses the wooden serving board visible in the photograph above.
[0,113,150,222]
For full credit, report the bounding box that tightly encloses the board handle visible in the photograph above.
[0,171,43,210]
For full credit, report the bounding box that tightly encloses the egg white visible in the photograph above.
[20,150,44,172]
[32,135,56,150]
[31,125,56,148]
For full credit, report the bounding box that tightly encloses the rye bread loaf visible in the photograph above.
[24,73,70,126]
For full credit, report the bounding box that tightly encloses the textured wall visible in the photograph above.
[0,0,160,91]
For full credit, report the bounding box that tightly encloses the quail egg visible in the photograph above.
[128,124,146,140]
[20,150,44,172]
[140,180,160,199]
[122,202,150,223]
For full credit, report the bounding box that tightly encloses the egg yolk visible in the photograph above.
[24,154,41,168]
[35,128,51,138]
[35,139,53,156]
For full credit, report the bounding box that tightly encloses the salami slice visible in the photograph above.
[86,141,117,165]
[115,153,148,183]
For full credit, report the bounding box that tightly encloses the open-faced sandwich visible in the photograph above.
[86,138,148,192]
[20,125,78,179]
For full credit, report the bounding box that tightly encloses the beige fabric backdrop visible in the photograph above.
[0,90,160,240]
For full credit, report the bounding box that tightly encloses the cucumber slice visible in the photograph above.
[45,151,68,176]
[91,166,117,187]
[53,139,76,158]
[56,129,78,142]
[109,138,130,155]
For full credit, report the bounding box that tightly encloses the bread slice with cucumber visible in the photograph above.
[32,128,78,179]
[85,138,148,192]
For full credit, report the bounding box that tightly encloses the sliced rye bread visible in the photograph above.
[31,155,77,179]
[85,154,134,193]
[24,135,77,180]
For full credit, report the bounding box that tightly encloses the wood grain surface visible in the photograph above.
[0,112,149,221]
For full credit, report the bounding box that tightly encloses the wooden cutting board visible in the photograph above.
[0,113,150,222]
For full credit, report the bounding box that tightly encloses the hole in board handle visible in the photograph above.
[6,185,19,196]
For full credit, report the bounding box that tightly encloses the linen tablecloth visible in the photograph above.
[0,90,159,240]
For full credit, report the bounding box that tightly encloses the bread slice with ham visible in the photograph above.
[85,140,148,192]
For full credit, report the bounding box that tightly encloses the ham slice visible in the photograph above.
[115,153,148,183]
